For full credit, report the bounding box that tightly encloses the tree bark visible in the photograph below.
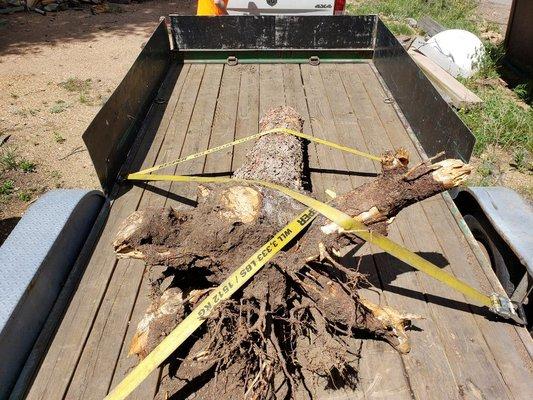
[114,106,471,399]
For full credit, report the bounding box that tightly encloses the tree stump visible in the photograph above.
[114,106,472,399]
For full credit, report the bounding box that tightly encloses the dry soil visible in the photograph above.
[0,1,194,243]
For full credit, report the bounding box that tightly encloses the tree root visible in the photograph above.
[114,106,470,399]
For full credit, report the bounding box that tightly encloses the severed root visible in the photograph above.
[358,297,422,354]
[429,159,472,188]
[129,287,210,359]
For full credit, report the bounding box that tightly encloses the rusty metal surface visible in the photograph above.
[82,20,171,193]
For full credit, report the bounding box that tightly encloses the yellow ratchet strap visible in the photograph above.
[105,206,319,400]
[127,173,493,309]
[108,129,503,400]
[135,127,380,175]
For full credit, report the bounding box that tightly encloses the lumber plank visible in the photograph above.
[160,64,225,394]
[25,64,191,400]
[204,65,240,176]
[281,64,324,196]
[165,64,223,209]
[341,63,461,399]
[318,63,379,187]
[300,64,347,194]
[64,64,206,400]
[108,272,159,400]
[408,50,482,109]
[417,16,445,37]
[319,63,412,400]
[365,60,533,395]
[357,63,516,399]
[259,64,285,114]
[298,65,365,399]
[233,65,259,170]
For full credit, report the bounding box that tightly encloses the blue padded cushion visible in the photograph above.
[0,189,104,398]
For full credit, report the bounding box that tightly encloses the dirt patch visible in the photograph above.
[468,146,533,201]
[0,1,195,241]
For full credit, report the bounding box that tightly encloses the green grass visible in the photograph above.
[348,0,479,35]
[53,131,66,143]
[18,191,31,202]
[50,100,68,114]
[458,87,533,154]
[0,180,14,196]
[79,92,92,105]
[512,148,528,172]
[19,160,36,173]
[0,148,19,171]
[60,78,94,105]
[459,44,533,155]
[0,148,37,173]
[59,78,92,93]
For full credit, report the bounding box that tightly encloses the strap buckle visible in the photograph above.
[489,293,525,325]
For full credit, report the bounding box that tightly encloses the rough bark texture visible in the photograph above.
[114,106,471,399]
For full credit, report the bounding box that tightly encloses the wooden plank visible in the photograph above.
[318,64,412,400]
[356,63,515,399]
[25,64,191,400]
[165,64,224,209]
[417,16,445,37]
[110,64,237,400]
[340,63,461,399]
[259,64,285,114]
[64,65,207,400]
[108,273,159,400]
[408,50,482,109]
[366,60,533,396]
[318,63,379,187]
[233,65,259,170]
[300,64,349,194]
[280,64,324,195]
[65,64,202,399]
[204,65,240,176]
[396,201,512,400]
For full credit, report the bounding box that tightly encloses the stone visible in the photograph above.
[43,3,59,11]
[406,18,417,28]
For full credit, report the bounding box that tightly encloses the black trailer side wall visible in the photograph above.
[82,20,171,193]
[373,19,475,162]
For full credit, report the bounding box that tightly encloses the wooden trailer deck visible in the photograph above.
[24,62,533,400]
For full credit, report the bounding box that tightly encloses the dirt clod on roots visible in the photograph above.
[114,106,471,399]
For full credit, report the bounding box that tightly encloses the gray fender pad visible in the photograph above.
[0,189,105,398]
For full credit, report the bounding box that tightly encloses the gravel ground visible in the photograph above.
[0,1,194,243]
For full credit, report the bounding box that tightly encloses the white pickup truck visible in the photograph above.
[226,0,346,15]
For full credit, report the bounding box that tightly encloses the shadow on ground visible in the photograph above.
[0,0,195,56]
[0,217,21,245]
